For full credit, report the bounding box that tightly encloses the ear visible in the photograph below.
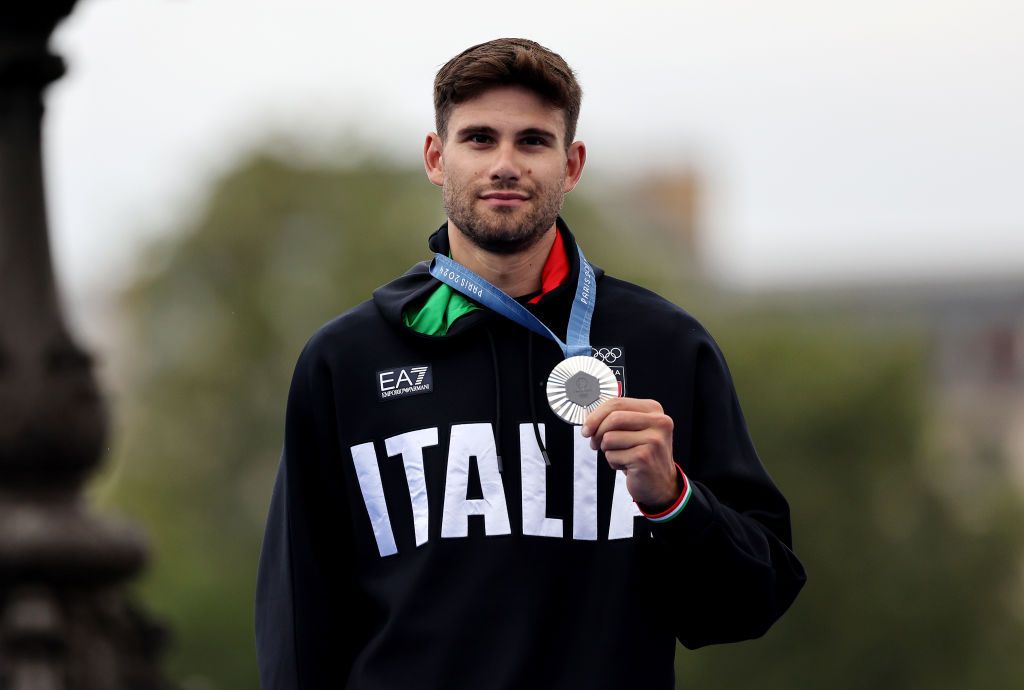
[563,140,587,193]
[424,132,445,187]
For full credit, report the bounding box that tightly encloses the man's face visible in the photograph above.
[424,85,585,254]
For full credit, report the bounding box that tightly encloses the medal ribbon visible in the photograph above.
[429,244,596,358]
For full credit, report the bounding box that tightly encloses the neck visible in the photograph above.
[447,221,557,298]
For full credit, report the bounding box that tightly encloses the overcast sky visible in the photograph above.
[44,0,1024,302]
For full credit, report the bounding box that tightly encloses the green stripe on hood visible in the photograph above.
[402,283,480,336]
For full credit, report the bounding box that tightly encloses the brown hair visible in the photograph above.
[433,38,583,149]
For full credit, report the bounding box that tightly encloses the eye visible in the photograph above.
[521,136,547,147]
[468,133,492,145]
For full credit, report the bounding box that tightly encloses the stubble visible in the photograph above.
[443,175,566,255]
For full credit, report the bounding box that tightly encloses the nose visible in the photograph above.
[489,141,523,185]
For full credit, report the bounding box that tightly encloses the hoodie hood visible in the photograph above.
[372,216,605,341]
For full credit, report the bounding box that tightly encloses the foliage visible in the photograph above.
[677,312,1024,689]
[93,154,1024,689]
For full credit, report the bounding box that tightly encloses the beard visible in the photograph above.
[443,175,565,255]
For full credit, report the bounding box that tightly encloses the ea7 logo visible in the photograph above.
[377,364,433,400]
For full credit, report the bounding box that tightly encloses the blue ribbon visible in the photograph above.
[429,244,596,358]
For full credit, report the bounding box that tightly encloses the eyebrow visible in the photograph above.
[455,125,558,141]
[519,127,558,140]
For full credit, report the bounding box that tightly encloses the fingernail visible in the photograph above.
[581,425,590,437]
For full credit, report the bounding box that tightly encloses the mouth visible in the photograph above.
[479,191,530,206]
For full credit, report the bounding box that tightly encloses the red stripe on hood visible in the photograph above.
[528,228,569,304]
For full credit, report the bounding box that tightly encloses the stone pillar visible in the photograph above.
[0,4,171,688]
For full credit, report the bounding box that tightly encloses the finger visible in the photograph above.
[606,448,658,474]
[597,428,663,453]
[596,410,657,434]
[581,397,662,437]
[604,449,632,472]
[589,410,659,450]
[582,398,659,436]
[605,447,673,480]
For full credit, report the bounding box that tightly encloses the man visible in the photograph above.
[255,38,805,690]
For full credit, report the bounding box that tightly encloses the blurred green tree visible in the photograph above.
[678,313,1024,689]
[93,154,1024,689]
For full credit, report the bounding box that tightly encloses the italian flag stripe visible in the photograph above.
[641,463,692,523]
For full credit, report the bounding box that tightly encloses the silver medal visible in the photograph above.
[546,355,619,425]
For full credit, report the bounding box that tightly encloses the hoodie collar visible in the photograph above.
[373,216,604,340]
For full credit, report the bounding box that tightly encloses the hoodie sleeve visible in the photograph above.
[255,339,371,688]
[645,330,806,649]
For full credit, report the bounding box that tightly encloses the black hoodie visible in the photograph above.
[255,219,806,690]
